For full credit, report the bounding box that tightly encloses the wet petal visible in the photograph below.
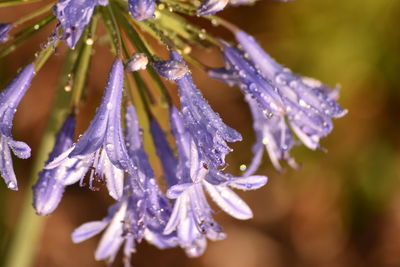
[54,0,108,48]
[32,174,65,216]
[0,64,35,138]
[197,0,229,15]
[0,136,18,190]
[228,175,268,191]
[70,60,123,157]
[7,139,31,159]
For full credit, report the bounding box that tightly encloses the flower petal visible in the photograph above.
[72,220,109,243]
[0,136,18,190]
[95,201,127,261]
[228,175,268,191]
[204,181,253,220]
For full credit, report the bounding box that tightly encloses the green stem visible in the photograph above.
[114,6,171,106]
[13,2,54,27]
[0,14,55,58]
[33,40,59,72]
[0,0,43,8]
[3,48,78,267]
[70,14,99,109]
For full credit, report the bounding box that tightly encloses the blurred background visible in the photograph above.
[0,0,400,266]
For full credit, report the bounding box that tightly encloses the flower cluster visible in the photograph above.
[0,0,345,265]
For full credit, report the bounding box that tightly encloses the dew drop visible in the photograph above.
[64,85,72,92]
[239,164,247,172]
[86,38,94,46]
[7,181,17,190]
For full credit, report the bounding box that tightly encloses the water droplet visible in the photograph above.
[7,181,17,190]
[85,38,94,45]
[262,137,268,145]
[239,164,247,171]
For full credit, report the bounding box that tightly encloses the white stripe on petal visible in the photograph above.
[204,181,253,220]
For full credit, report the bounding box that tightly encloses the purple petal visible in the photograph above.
[72,220,109,243]
[95,201,127,261]
[167,183,192,199]
[98,150,124,200]
[203,182,253,220]
[0,64,35,138]
[32,175,65,216]
[0,137,18,190]
[0,23,11,43]
[54,0,108,48]
[228,175,268,190]
[197,0,229,15]
[150,118,178,188]
[222,44,285,117]
[103,61,134,173]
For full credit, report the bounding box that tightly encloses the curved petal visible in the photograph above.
[166,183,192,199]
[144,229,177,249]
[0,137,18,190]
[203,181,253,220]
[95,201,127,261]
[0,64,35,138]
[228,175,268,191]
[8,139,31,159]
[70,60,124,157]
[32,170,65,216]
[45,146,75,169]
[99,150,124,200]
[72,220,109,243]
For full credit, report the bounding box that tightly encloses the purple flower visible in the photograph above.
[46,60,134,200]
[244,96,297,174]
[0,64,35,190]
[128,0,155,21]
[54,0,108,48]
[221,43,285,117]
[0,23,11,43]
[72,105,176,265]
[32,115,78,215]
[234,30,347,149]
[164,107,267,257]
[209,67,297,172]
[157,50,242,170]
[197,0,229,16]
